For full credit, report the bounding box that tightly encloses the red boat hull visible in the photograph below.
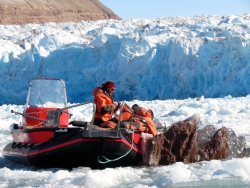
[3,127,142,169]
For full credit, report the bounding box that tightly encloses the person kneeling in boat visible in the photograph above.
[92,81,121,126]
[101,103,157,136]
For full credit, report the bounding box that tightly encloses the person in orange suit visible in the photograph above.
[131,104,157,136]
[92,81,121,126]
[100,103,133,128]
[101,103,157,136]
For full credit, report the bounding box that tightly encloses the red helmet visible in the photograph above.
[104,81,116,90]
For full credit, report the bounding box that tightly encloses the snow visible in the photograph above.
[0,14,250,187]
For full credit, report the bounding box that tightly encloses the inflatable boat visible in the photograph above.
[2,78,142,169]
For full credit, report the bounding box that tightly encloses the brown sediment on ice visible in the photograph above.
[142,114,233,166]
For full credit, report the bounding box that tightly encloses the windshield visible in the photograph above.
[26,78,67,108]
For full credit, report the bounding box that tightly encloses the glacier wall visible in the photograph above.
[0,14,250,104]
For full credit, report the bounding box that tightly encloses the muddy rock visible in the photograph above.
[142,114,232,166]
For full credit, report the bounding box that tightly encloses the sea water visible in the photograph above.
[1,96,250,187]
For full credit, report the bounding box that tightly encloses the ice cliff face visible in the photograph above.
[0,14,250,104]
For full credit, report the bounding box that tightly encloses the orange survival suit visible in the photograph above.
[101,104,157,136]
[92,87,119,126]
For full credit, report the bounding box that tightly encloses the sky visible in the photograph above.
[100,0,250,19]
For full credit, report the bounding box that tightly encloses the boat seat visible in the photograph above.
[70,120,88,127]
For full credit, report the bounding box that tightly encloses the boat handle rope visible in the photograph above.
[97,129,135,164]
